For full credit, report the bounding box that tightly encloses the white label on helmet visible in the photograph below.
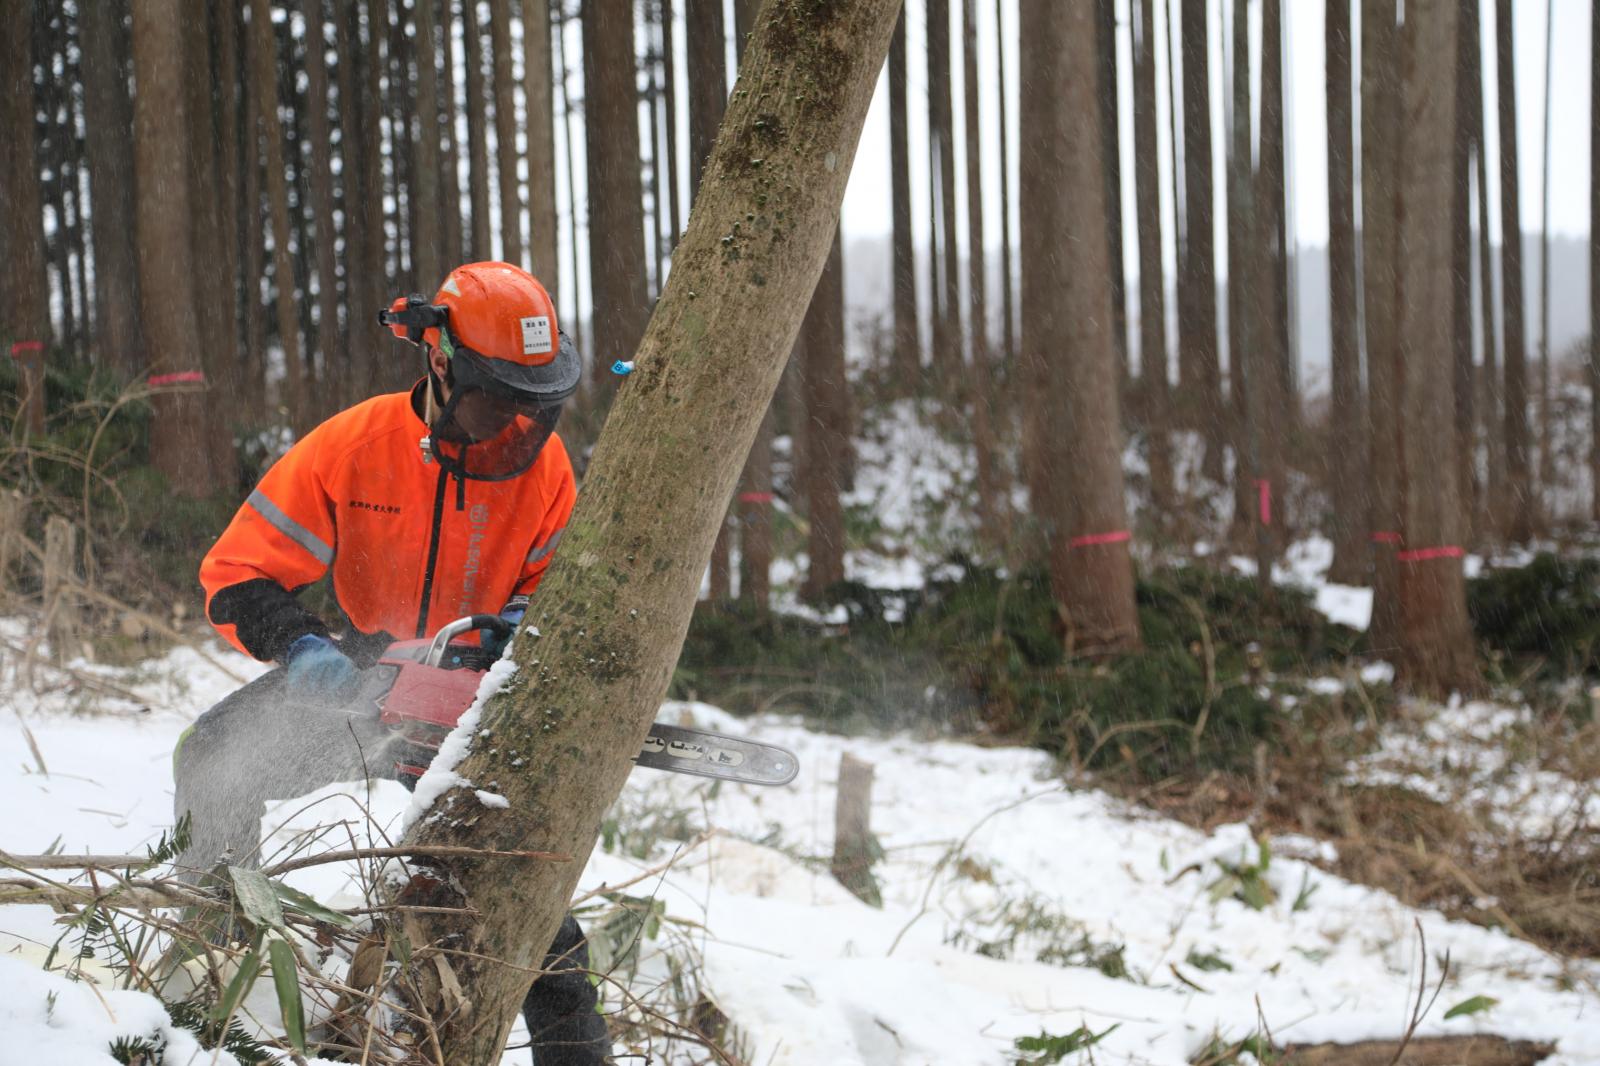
[521,315,553,356]
[441,276,462,297]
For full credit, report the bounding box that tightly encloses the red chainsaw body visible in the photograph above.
[374,636,493,778]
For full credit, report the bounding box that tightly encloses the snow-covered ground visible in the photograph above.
[3,635,1599,1064]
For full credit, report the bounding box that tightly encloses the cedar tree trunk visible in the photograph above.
[889,9,918,384]
[1593,0,1600,522]
[1497,0,1532,542]
[523,0,560,291]
[489,0,524,267]
[1181,0,1223,477]
[1326,0,1365,584]
[583,0,651,375]
[132,0,222,495]
[0,0,51,433]
[800,232,848,603]
[1363,0,1402,658]
[1019,0,1140,655]
[80,0,146,379]
[1227,0,1253,543]
[963,0,1003,548]
[1396,0,1478,695]
[1134,0,1175,521]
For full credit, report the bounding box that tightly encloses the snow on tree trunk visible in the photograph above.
[388,3,904,1060]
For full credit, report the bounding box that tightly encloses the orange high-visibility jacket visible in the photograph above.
[201,382,575,661]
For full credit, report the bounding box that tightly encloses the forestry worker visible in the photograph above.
[177,261,612,1064]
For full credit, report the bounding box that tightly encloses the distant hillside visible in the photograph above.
[841,233,1594,396]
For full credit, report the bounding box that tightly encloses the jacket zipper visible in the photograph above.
[416,466,450,638]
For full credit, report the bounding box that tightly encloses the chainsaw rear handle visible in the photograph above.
[424,614,514,667]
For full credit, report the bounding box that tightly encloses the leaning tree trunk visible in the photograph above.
[1363,0,1403,659]
[1496,0,1532,542]
[1020,0,1141,656]
[1325,0,1364,584]
[131,0,221,496]
[1396,0,1478,696]
[389,4,902,1061]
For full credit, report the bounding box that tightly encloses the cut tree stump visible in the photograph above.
[43,515,79,659]
[1278,1036,1555,1065]
[0,489,21,596]
[831,753,881,907]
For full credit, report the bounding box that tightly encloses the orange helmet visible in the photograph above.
[380,262,580,405]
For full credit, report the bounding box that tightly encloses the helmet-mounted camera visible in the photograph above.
[377,295,450,347]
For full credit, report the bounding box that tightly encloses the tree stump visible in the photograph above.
[831,753,881,907]
[43,516,79,661]
[0,490,22,598]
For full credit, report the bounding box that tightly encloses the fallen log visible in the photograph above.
[1279,1036,1555,1066]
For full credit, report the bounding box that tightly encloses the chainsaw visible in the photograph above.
[365,615,800,788]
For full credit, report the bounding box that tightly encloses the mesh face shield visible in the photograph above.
[425,334,576,481]
[428,384,564,482]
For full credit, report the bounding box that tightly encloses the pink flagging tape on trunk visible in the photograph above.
[146,371,207,388]
[737,492,775,504]
[1395,545,1464,563]
[1370,531,1403,545]
[1069,529,1132,549]
[9,340,44,358]
[1255,479,1272,526]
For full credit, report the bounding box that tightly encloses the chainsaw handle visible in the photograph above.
[424,614,515,667]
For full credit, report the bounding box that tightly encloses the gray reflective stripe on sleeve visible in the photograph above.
[525,528,564,565]
[246,489,334,565]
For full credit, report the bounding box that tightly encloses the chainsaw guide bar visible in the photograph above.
[634,722,799,786]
